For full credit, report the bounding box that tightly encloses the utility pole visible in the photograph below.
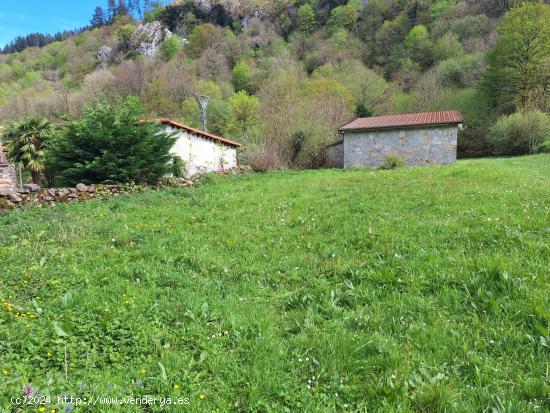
[187,93,210,132]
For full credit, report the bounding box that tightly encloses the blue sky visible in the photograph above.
[0,0,169,48]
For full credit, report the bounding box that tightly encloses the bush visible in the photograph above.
[380,154,405,170]
[49,97,177,186]
[248,146,284,172]
[171,155,186,178]
[488,110,550,155]
[160,36,183,61]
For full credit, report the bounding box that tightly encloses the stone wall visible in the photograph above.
[0,166,249,212]
[326,140,344,168]
[0,150,18,193]
[343,125,458,169]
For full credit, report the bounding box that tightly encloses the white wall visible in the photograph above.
[166,126,237,177]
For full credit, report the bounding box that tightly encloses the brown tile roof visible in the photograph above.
[158,118,241,148]
[339,110,464,131]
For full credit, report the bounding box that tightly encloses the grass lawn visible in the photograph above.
[0,155,549,412]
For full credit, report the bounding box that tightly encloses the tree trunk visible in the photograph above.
[31,171,41,185]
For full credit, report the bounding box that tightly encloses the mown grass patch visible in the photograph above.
[1,155,549,412]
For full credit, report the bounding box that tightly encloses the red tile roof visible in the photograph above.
[158,118,241,147]
[339,110,464,131]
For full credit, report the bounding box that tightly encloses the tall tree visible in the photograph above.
[128,0,142,17]
[90,7,105,28]
[107,0,117,21]
[483,2,550,111]
[117,0,129,16]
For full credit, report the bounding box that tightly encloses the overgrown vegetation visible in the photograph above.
[1,0,549,170]
[49,97,176,186]
[0,155,548,411]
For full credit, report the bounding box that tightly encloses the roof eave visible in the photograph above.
[339,121,464,133]
[158,118,242,148]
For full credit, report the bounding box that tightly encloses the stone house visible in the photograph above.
[0,145,18,193]
[157,119,241,177]
[327,110,464,169]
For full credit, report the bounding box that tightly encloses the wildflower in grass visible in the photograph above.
[140,368,146,375]
[47,352,52,357]
[38,407,46,412]
[199,394,205,400]
[173,383,180,390]
[2,369,8,376]
[23,385,34,397]
[65,405,72,412]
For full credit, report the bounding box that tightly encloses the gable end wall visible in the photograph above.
[343,125,458,168]
[167,126,237,177]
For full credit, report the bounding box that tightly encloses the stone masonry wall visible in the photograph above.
[0,151,18,193]
[326,141,344,168]
[343,125,458,169]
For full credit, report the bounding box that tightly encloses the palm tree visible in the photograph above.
[1,117,52,184]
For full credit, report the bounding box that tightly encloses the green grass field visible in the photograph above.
[1,155,549,412]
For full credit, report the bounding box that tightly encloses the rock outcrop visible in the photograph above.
[97,45,114,68]
[130,22,173,58]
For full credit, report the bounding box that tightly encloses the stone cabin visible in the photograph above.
[327,110,464,169]
[0,145,18,193]
[156,119,241,177]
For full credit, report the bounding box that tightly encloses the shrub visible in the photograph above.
[49,97,177,186]
[487,110,550,155]
[297,4,318,35]
[171,155,186,178]
[160,36,183,61]
[248,145,284,172]
[380,154,405,170]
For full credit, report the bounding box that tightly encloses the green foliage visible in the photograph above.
[160,36,183,61]
[0,117,53,183]
[446,14,489,41]
[187,23,224,58]
[438,53,482,88]
[404,25,434,69]
[1,155,549,411]
[483,3,550,111]
[231,62,255,94]
[428,0,458,20]
[171,155,185,177]
[433,32,464,62]
[379,153,405,170]
[297,4,318,35]
[116,23,136,47]
[227,91,260,137]
[327,1,359,34]
[49,97,177,186]
[488,110,550,155]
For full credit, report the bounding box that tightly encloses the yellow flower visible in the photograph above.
[2,369,8,376]
[38,408,46,412]
[199,394,205,400]
[173,383,180,390]
[51,410,56,413]
[140,368,146,375]
[47,352,52,357]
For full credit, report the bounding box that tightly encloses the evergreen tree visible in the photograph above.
[117,0,129,16]
[91,7,105,28]
[128,0,142,17]
[49,97,177,186]
[107,0,117,21]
